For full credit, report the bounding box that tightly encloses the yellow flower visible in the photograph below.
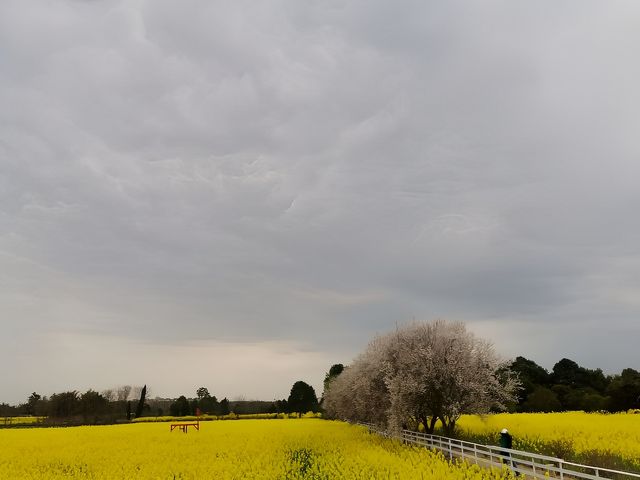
[1,419,509,479]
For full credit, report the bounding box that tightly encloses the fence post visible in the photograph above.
[448,438,453,460]
[559,460,564,480]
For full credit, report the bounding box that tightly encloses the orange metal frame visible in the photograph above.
[170,421,200,433]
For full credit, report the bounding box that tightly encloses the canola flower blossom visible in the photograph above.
[0,419,511,479]
[456,412,640,471]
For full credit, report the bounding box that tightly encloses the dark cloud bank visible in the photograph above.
[1,0,640,404]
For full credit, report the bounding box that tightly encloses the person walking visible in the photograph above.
[499,428,519,475]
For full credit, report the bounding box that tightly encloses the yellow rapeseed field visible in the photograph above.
[456,412,640,471]
[1,416,45,426]
[0,419,510,479]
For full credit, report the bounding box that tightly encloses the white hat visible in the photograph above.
[501,428,509,434]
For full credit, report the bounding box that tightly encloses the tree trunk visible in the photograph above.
[439,415,457,436]
[428,415,438,434]
[419,415,438,433]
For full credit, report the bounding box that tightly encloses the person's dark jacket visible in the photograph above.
[500,432,513,449]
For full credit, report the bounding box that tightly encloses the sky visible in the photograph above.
[1,0,640,405]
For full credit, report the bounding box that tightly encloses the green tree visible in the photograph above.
[583,368,609,393]
[607,368,640,412]
[135,385,147,419]
[551,384,571,409]
[219,397,230,415]
[170,396,191,416]
[48,391,80,418]
[199,395,219,414]
[581,391,608,412]
[521,386,561,412]
[552,358,583,387]
[79,390,108,422]
[323,364,344,399]
[509,357,550,408]
[26,392,41,416]
[196,387,210,400]
[275,399,288,413]
[551,358,610,393]
[287,381,319,417]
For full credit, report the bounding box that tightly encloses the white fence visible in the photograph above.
[360,423,640,480]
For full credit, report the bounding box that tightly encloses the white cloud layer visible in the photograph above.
[2,0,640,403]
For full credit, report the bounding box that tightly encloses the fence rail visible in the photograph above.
[360,423,640,480]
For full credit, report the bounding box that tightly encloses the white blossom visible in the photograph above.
[323,320,520,435]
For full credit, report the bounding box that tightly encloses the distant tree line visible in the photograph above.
[509,356,640,413]
[1,380,320,425]
[0,385,150,425]
[169,381,319,417]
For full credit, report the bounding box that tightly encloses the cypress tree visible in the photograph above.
[135,385,147,418]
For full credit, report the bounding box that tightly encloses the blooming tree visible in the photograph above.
[323,320,520,435]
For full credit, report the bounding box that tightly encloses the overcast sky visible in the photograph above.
[1,0,640,405]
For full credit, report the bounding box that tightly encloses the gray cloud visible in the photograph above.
[2,0,640,403]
